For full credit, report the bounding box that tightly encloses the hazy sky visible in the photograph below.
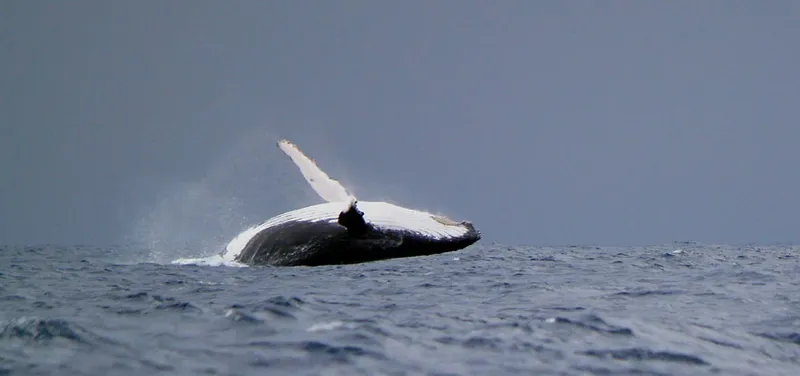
[2,1,798,248]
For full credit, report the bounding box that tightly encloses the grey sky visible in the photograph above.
[2,1,798,248]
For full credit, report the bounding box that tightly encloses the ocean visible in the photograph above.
[1,243,798,375]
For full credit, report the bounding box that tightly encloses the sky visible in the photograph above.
[1,1,798,248]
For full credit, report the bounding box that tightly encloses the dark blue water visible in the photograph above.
[2,243,798,375]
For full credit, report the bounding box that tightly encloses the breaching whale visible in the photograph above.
[221,139,481,266]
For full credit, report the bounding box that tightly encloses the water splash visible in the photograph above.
[170,254,248,267]
[128,128,318,265]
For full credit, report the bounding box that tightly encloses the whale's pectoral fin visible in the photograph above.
[277,139,355,203]
[337,200,369,236]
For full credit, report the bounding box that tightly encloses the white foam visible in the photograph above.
[172,254,248,267]
[307,321,355,332]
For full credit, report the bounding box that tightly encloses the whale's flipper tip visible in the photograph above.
[338,200,368,236]
[277,139,294,149]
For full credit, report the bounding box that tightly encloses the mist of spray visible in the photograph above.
[129,128,318,264]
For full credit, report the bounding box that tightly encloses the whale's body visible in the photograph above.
[221,140,481,266]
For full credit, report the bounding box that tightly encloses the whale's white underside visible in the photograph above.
[222,200,472,262]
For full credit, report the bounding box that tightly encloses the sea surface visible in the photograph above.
[1,243,798,375]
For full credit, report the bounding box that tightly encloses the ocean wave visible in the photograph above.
[580,348,709,365]
[0,317,97,344]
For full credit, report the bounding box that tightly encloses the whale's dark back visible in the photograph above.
[233,219,481,267]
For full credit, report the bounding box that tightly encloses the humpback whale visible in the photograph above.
[221,139,481,266]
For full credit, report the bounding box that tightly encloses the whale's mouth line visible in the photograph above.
[431,214,463,226]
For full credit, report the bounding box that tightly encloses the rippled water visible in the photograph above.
[2,243,799,375]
